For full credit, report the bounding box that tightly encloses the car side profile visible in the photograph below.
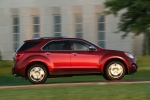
[12,37,138,84]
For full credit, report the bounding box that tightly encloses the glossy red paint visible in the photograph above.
[70,50,100,74]
[12,37,138,84]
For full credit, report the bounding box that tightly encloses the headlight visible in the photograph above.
[125,52,134,59]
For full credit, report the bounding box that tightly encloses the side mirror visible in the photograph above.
[89,46,96,51]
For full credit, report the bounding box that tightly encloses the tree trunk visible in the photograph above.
[143,31,150,55]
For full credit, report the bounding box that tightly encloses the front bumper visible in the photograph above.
[127,58,138,74]
[128,63,138,74]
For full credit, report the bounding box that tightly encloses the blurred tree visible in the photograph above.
[104,0,150,55]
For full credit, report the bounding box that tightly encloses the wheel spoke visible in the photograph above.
[29,66,45,82]
[108,63,124,78]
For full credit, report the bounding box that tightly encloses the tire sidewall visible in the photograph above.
[104,61,126,80]
[27,64,48,84]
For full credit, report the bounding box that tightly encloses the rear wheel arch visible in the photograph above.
[25,61,50,78]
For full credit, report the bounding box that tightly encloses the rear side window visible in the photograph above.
[42,40,70,50]
[18,41,40,52]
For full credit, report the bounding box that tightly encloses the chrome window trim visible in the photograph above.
[41,39,98,51]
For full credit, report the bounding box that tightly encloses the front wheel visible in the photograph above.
[103,61,126,80]
[27,64,48,84]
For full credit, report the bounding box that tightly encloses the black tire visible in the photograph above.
[27,64,48,84]
[103,61,126,80]
[103,74,111,80]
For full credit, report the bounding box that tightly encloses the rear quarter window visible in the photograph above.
[18,41,40,52]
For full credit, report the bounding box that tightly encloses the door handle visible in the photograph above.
[45,52,51,55]
[72,53,77,56]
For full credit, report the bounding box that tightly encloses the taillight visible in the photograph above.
[14,53,24,62]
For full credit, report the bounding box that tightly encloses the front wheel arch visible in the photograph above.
[103,58,128,75]
[103,60,126,80]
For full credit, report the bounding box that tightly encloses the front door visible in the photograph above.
[69,40,100,74]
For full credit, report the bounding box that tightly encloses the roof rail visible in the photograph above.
[40,36,68,39]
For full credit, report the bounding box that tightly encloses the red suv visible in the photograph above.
[12,37,138,84]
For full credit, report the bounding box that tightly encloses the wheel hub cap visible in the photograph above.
[108,63,123,78]
[30,67,45,82]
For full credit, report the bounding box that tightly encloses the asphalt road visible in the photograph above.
[0,79,150,89]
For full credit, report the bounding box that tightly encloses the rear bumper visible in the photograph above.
[12,63,26,77]
[12,68,25,77]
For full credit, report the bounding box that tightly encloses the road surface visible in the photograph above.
[0,79,150,89]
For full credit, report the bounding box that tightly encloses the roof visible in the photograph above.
[24,36,83,42]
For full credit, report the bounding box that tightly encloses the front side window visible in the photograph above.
[70,40,91,51]
[42,40,70,50]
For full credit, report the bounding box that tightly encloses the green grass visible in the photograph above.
[0,60,13,75]
[0,84,150,100]
[137,56,150,67]
[0,56,150,100]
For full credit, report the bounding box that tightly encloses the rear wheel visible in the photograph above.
[27,64,48,84]
[103,61,126,80]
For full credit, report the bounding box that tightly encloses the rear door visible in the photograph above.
[42,40,71,75]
